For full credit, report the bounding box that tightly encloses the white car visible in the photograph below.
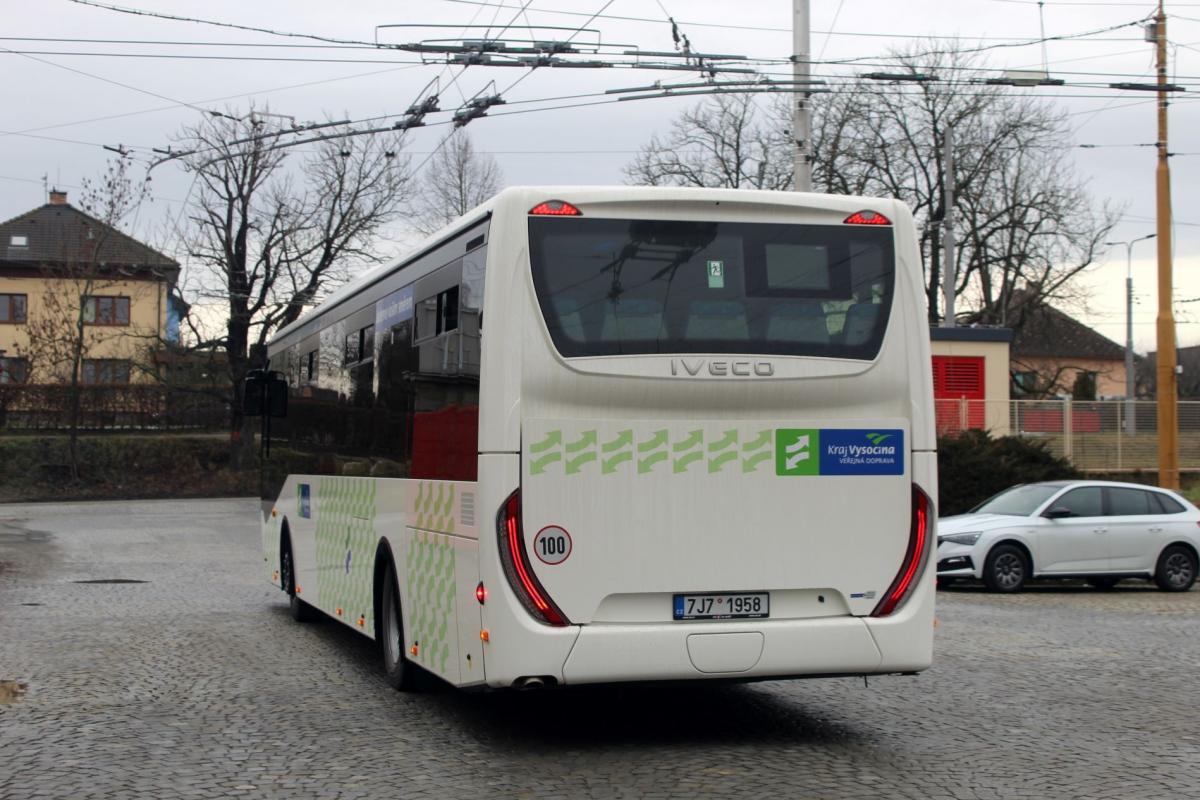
[937,480,1200,593]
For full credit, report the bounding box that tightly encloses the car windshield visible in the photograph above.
[971,484,1063,516]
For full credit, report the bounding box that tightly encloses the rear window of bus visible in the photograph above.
[528,218,895,359]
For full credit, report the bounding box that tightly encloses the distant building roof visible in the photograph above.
[0,191,178,279]
[930,326,1013,343]
[1009,294,1124,362]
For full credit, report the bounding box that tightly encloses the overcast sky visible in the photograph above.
[4,0,1198,350]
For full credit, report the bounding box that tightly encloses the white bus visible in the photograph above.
[250,186,937,690]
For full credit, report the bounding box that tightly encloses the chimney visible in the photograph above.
[49,189,68,205]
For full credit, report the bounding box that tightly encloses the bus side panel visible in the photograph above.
[864,450,938,673]
[397,479,485,687]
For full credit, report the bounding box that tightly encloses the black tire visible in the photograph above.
[983,544,1028,593]
[1087,577,1121,591]
[281,539,317,622]
[1154,545,1197,592]
[379,561,418,691]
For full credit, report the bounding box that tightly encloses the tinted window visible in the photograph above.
[972,484,1061,516]
[529,218,895,359]
[1052,487,1103,517]
[1106,487,1151,516]
[1150,492,1186,514]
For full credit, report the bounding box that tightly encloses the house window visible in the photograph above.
[83,296,130,326]
[1012,371,1038,397]
[0,294,27,324]
[9,235,28,247]
[0,357,28,384]
[1072,371,1097,401]
[82,359,131,385]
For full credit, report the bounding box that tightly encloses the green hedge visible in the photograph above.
[937,429,1080,517]
[0,435,257,502]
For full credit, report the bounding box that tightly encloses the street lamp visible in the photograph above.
[1104,233,1156,434]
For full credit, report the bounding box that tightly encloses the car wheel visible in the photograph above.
[380,561,418,691]
[281,540,317,622]
[1154,545,1197,592]
[983,545,1028,593]
[1087,577,1120,591]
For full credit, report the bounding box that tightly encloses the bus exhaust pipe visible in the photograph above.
[513,676,550,690]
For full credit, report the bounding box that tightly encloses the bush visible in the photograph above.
[937,429,1079,517]
[0,435,257,502]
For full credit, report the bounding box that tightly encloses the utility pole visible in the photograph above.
[1153,1,1179,489]
[1105,233,1155,435]
[792,0,812,192]
[941,125,956,328]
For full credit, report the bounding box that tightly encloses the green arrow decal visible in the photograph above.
[602,430,633,453]
[673,430,703,452]
[742,451,773,472]
[565,430,597,453]
[529,430,562,453]
[602,451,632,474]
[708,429,738,452]
[565,451,597,474]
[708,451,738,473]
[743,430,771,452]
[674,451,703,473]
[638,450,669,473]
[530,451,562,474]
[638,430,668,452]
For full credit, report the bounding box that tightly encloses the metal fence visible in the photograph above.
[0,384,229,433]
[936,398,1200,472]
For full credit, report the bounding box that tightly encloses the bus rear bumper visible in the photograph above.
[560,616,915,685]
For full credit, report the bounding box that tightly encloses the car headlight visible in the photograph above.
[939,532,982,546]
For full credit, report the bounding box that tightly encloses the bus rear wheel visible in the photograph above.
[380,561,418,691]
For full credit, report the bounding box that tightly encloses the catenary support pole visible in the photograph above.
[941,125,956,327]
[792,0,812,192]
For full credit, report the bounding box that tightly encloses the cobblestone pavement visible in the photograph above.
[1,498,1198,800]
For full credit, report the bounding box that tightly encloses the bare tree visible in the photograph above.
[176,109,414,467]
[624,93,792,190]
[626,45,1119,327]
[413,130,503,236]
[19,157,152,479]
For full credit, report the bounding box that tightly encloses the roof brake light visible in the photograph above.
[529,200,581,216]
[845,210,891,226]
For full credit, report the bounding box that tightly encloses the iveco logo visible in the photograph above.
[669,358,774,377]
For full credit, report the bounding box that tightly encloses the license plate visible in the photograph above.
[673,592,769,620]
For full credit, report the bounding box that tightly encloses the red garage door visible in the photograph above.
[933,356,985,433]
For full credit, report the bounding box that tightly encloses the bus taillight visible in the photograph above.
[529,200,581,216]
[496,490,569,626]
[844,210,891,225]
[872,485,932,617]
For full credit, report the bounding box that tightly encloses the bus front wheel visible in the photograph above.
[281,538,316,622]
[380,561,418,691]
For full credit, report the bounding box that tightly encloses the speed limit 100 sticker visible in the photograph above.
[533,525,572,565]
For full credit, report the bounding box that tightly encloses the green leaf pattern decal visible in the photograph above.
[406,529,456,676]
[412,479,456,533]
[529,427,774,477]
[315,477,377,632]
